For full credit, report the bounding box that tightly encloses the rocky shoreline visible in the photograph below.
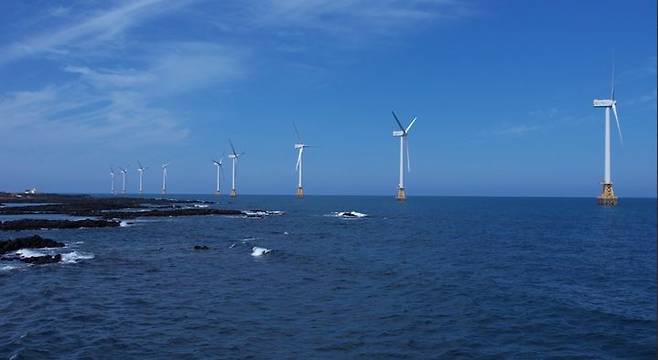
[1,235,66,265]
[0,193,257,230]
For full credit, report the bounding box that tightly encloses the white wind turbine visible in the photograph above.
[109,167,116,195]
[228,139,245,198]
[161,162,170,195]
[118,167,128,194]
[137,161,148,195]
[293,122,312,198]
[392,111,417,201]
[212,157,224,195]
[593,64,623,206]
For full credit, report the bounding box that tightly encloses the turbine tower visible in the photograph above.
[228,139,244,198]
[161,162,169,195]
[293,122,312,198]
[137,161,148,196]
[593,66,623,206]
[212,158,224,195]
[118,167,128,194]
[392,111,417,201]
[109,167,116,195]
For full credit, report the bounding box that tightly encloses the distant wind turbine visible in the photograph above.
[137,161,148,195]
[161,162,169,195]
[391,111,417,201]
[109,167,116,195]
[593,63,623,206]
[293,122,313,198]
[228,139,244,198]
[212,157,224,195]
[118,167,128,194]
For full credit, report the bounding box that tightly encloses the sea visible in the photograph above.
[1,195,656,359]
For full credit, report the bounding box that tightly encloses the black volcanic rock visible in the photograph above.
[101,208,243,220]
[21,254,62,264]
[0,235,65,255]
[0,219,120,231]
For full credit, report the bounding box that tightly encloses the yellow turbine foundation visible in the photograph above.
[296,187,304,198]
[597,183,618,206]
[230,189,237,198]
[396,187,406,201]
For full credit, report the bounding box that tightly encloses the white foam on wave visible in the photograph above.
[328,211,368,218]
[1,265,18,272]
[119,220,129,227]
[61,251,95,264]
[15,249,46,258]
[241,237,257,243]
[251,247,271,257]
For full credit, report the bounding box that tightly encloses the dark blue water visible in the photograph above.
[1,196,656,358]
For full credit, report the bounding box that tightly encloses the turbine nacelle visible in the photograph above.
[593,99,615,107]
[392,130,405,137]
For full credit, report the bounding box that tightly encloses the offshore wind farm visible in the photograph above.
[0,1,655,359]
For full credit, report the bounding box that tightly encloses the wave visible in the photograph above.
[251,247,271,257]
[15,249,46,258]
[61,251,95,264]
[1,264,18,272]
[327,211,368,218]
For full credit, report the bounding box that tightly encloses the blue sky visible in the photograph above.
[0,0,655,197]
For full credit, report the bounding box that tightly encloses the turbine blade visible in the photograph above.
[405,116,417,133]
[392,111,405,132]
[612,103,623,145]
[229,139,237,155]
[611,54,615,100]
[295,149,302,171]
[293,122,303,143]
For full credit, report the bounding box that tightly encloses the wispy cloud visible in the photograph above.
[259,0,472,31]
[0,0,192,65]
[0,41,242,152]
[492,124,539,136]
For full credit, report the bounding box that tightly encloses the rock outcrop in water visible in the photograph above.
[0,219,120,231]
[0,235,65,255]
[194,245,210,250]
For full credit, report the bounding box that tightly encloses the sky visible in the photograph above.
[0,0,655,197]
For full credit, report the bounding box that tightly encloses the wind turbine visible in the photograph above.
[118,167,128,194]
[137,161,148,196]
[228,139,244,198]
[109,167,116,195]
[212,157,224,195]
[161,162,169,195]
[391,111,417,201]
[293,122,312,198]
[593,64,623,206]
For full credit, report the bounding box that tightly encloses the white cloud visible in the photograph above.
[249,0,472,35]
[0,41,243,152]
[0,0,193,64]
[493,124,538,136]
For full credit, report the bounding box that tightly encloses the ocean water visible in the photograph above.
[1,196,655,359]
